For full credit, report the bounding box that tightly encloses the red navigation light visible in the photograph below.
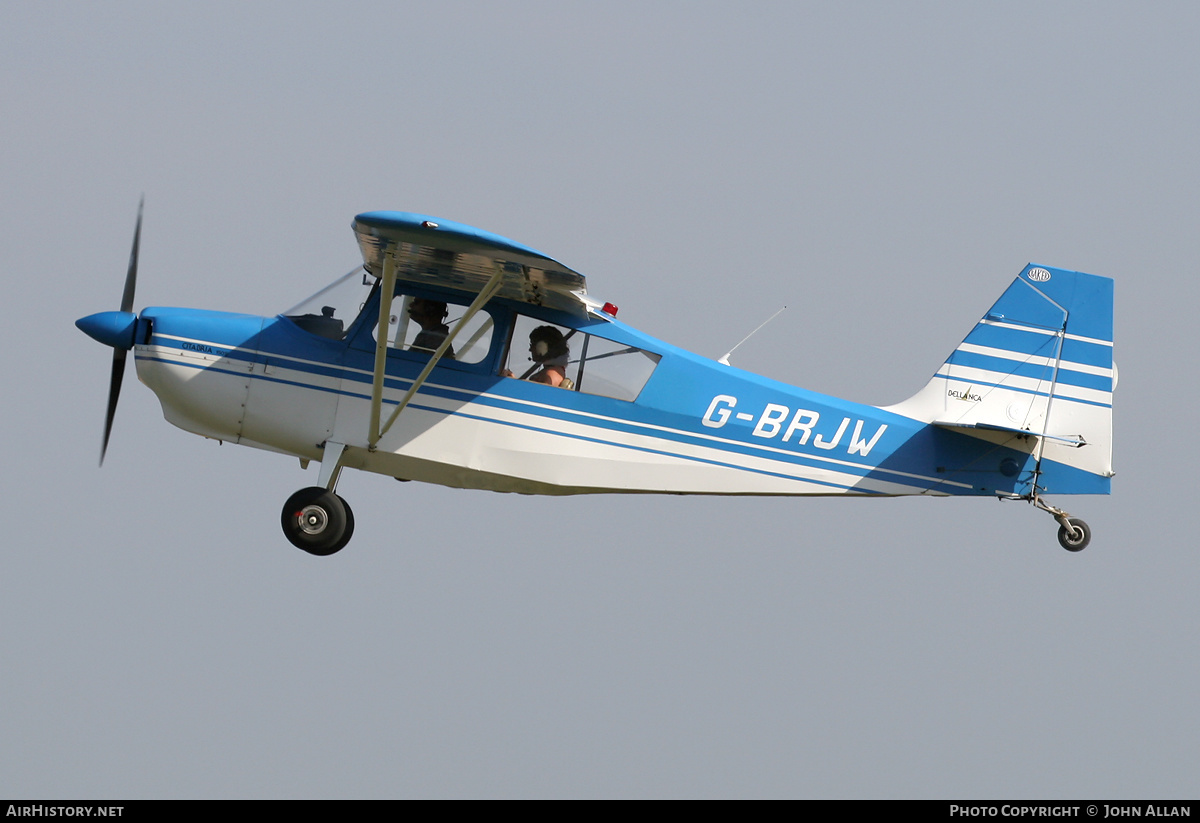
[602,302,619,316]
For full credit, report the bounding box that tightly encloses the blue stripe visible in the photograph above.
[964,324,1058,357]
[436,405,892,495]
[963,324,1112,368]
[419,386,926,489]
[946,350,1112,392]
[931,373,1112,408]
[149,336,257,364]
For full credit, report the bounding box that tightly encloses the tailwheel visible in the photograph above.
[1026,492,1092,553]
[281,487,355,555]
[1056,517,1091,552]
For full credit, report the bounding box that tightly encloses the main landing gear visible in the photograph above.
[281,486,355,556]
[282,442,355,556]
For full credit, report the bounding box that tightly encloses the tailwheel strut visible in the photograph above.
[998,490,1092,552]
[1030,493,1091,552]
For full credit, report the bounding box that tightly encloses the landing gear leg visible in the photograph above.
[281,486,355,555]
[1030,493,1091,552]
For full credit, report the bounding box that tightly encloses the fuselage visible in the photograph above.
[132,283,1051,500]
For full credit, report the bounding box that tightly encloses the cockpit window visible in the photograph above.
[373,291,495,366]
[284,267,377,340]
[574,335,660,402]
[502,312,660,401]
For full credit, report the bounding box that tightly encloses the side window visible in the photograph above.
[576,336,660,401]
[501,313,659,401]
[375,293,495,365]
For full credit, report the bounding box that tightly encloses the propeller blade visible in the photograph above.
[120,196,143,314]
[100,349,128,466]
[100,198,143,465]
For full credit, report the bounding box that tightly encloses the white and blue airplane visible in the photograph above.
[77,205,1115,555]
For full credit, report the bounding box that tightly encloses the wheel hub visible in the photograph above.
[297,505,329,535]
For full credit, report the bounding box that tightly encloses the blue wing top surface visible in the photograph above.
[353,211,591,317]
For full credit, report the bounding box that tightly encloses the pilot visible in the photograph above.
[407,298,455,359]
[503,325,574,389]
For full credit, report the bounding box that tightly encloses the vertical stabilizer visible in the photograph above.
[884,265,1114,494]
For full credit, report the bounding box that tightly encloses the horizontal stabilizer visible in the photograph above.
[933,421,1087,448]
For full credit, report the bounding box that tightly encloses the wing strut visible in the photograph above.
[367,253,399,448]
[367,258,507,450]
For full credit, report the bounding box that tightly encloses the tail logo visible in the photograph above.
[948,387,982,402]
[1027,267,1051,282]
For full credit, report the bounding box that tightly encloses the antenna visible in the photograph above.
[718,306,787,366]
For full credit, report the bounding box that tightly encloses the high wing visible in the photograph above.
[353,211,593,317]
[351,211,597,452]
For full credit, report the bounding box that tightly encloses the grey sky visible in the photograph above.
[3,1,1198,798]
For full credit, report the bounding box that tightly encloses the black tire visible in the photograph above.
[282,487,349,556]
[1057,517,1091,552]
[331,493,355,554]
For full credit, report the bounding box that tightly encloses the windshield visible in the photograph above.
[283,267,378,340]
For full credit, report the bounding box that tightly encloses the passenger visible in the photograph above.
[503,325,574,389]
[407,298,454,359]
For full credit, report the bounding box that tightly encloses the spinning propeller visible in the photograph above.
[75,198,143,465]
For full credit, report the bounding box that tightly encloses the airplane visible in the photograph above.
[76,204,1115,556]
